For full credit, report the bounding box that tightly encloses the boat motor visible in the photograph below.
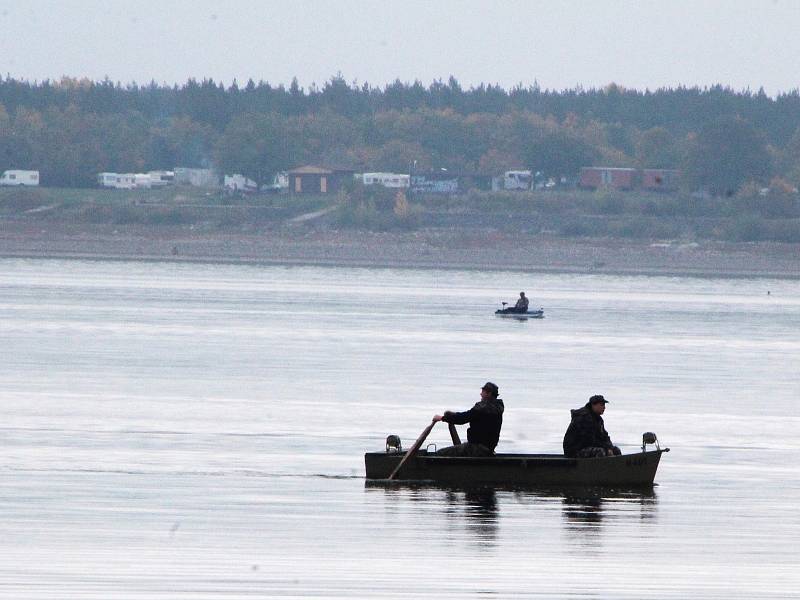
[641,432,660,452]
[385,434,402,453]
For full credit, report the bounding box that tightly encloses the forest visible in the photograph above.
[0,74,799,197]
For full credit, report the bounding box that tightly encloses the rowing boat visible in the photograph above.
[364,448,668,487]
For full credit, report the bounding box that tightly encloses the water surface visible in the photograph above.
[1,259,798,598]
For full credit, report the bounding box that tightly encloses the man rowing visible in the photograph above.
[433,382,504,456]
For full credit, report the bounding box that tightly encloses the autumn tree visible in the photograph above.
[635,127,679,169]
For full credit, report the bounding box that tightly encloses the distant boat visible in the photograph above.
[495,308,544,319]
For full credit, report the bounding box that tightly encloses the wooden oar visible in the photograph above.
[448,423,461,445]
[387,419,437,480]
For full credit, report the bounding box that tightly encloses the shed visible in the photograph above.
[288,166,354,195]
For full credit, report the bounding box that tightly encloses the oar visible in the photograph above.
[387,419,437,480]
[448,422,461,445]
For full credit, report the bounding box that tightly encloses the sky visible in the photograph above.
[0,0,798,95]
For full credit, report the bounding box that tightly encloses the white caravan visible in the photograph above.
[133,174,152,189]
[503,170,532,191]
[148,170,175,188]
[0,170,40,186]
[97,172,136,189]
[224,174,258,193]
[262,172,288,192]
[361,172,410,188]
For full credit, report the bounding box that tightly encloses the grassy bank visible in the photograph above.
[1,185,799,243]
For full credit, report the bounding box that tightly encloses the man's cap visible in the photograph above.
[482,381,499,395]
[589,394,608,404]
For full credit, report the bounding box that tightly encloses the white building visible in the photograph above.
[361,172,410,188]
[97,172,136,189]
[0,170,39,186]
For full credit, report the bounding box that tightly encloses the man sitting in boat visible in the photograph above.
[500,292,529,313]
[562,394,622,458]
[514,292,529,313]
[432,382,504,456]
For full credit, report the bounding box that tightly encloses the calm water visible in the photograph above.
[1,258,799,599]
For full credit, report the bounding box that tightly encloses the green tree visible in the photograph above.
[163,117,218,168]
[216,113,295,185]
[0,103,12,171]
[376,140,431,173]
[524,131,597,179]
[778,127,800,185]
[683,116,772,196]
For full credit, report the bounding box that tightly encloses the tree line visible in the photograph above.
[1,74,799,195]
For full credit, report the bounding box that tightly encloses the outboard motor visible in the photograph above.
[641,431,660,452]
[385,434,402,453]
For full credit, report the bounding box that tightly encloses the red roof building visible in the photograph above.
[579,167,639,190]
[642,169,680,191]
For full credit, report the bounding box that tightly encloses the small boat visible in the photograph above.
[495,308,544,319]
[364,446,669,487]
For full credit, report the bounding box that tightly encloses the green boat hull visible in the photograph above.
[364,449,667,487]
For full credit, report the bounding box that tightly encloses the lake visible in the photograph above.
[1,258,798,598]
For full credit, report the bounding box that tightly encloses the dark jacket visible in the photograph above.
[442,398,504,451]
[562,402,613,457]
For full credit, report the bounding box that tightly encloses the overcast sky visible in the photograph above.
[1,0,797,95]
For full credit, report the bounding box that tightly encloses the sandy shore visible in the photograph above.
[0,222,797,279]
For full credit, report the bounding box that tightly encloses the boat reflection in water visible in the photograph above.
[365,482,658,545]
[560,488,658,529]
[366,482,502,544]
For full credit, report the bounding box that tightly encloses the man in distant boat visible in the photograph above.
[562,394,621,458]
[499,291,529,314]
[433,382,504,456]
[512,291,529,313]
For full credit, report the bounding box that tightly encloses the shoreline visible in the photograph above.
[1,249,798,280]
[0,223,797,279]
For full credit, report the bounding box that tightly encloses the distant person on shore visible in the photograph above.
[562,395,621,458]
[433,382,504,456]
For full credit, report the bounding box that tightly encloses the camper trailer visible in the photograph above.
[0,170,39,187]
[224,174,258,194]
[261,172,288,193]
[133,174,152,189]
[148,170,175,188]
[503,170,532,191]
[97,172,136,189]
[361,172,410,188]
